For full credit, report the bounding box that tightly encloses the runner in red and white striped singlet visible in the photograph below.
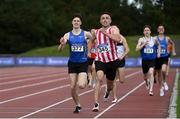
[95,27,118,63]
[89,12,122,112]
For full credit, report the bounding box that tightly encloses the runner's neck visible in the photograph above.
[72,28,81,35]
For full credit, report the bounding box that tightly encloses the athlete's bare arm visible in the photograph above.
[154,37,161,58]
[167,36,176,56]
[136,38,147,52]
[58,33,68,51]
[99,26,121,42]
[87,29,96,58]
[85,31,93,41]
[120,35,130,59]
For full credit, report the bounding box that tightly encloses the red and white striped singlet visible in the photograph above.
[95,27,118,63]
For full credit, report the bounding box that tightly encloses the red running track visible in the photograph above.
[0,67,177,118]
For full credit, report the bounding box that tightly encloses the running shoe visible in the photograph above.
[73,106,82,113]
[160,87,164,97]
[149,91,154,96]
[104,91,110,102]
[92,103,99,112]
[163,82,169,91]
[112,98,118,103]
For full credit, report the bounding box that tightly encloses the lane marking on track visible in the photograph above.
[17,71,141,119]
[0,84,69,105]
[168,68,179,118]
[0,70,67,81]
[0,72,67,86]
[0,77,67,92]
[93,81,145,119]
[0,70,139,105]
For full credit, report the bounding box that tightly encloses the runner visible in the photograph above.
[89,12,122,112]
[111,34,129,103]
[58,13,93,113]
[136,25,161,96]
[87,39,96,88]
[154,25,176,96]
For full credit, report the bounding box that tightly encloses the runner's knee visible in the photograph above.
[79,84,86,89]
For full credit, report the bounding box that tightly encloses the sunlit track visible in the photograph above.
[0,71,67,86]
[0,69,48,77]
[93,81,145,119]
[0,70,140,105]
[16,71,141,119]
[0,77,68,92]
[0,69,67,82]
[0,67,60,75]
[0,67,177,118]
[0,67,67,78]
[0,84,70,105]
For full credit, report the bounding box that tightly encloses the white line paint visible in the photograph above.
[0,84,70,105]
[168,68,179,118]
[0,72,67,86]
[17,71,141,119]
[0,70,66,81]
[0,70,140,105]
[93,81,145,119]
[18,89,94,119]
[0,77,67,92]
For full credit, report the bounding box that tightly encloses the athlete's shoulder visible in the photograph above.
[111,25,119,29]
[63,32,70,41]
[165,35,171,40]
[138,37,144,41]
[152,36,158,41]
[153,36,158,39]
[84,30,93,40]
[111,25,120,31]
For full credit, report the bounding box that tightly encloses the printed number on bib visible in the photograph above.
[97,44,110,53]
[117,46,124,54]
[71,45,84,52]
[144,48,153,54]
[160,49,166,54]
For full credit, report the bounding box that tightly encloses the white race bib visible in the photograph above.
[97,44,110,53]
[117,45,124,57]
[144,48,153,54]
[160,49,166,54]
[71,45,84,52]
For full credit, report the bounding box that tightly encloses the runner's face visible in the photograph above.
[143,27,151,37]
[157,26,165,34]
[72,17,81,29]
[100,14,111,27]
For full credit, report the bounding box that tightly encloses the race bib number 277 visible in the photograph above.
[71,45,84,52]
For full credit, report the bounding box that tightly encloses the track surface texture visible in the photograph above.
[0,67,178,118]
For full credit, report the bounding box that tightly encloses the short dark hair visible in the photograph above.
[158,24,165,28]
[72,13,82,21]
[100,11,112,17]
[143,25,151,30]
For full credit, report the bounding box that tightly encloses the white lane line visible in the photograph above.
[0,70,139,105]
[0,84,70,105]
[93,81,145,119]
[0,72,67,86]
[0,68,67,77]
[18,89,94,119]
[0,70,44,77]
[168,68,179,118]
[17,71,141,119]
[0,70,66,81]
[0,77,67,92]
